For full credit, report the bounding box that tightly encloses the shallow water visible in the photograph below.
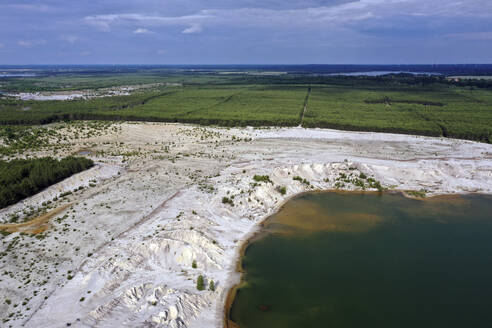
[229,192,492,328]
[328,71,441,76]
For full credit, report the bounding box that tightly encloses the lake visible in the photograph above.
[327,71,441,76]
[229,192,492,328]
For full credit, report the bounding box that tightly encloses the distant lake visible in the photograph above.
[229,192,492,328]
[0,73,36,78]
[328,71,441,76]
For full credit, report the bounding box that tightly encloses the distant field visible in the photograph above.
[304,85,492,141]
[102,85,308,126]
[0,73,491,143]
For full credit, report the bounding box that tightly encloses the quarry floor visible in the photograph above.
[1,122,491,328]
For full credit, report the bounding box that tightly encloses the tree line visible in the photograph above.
[0,156,94,209]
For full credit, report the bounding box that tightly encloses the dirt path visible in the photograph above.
[299,86,311,127]
[0,203,72,234]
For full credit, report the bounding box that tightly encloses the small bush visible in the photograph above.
[407,189,427,198]
[222,197,234,206]
[293,176,310,186]
[197,275,205,291]
[276,186,287,195]
[192,260,197,269]
[209,280,215,291]
[253,175,272,184]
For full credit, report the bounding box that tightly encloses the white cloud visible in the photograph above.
[446,32,492,41]
[182,24,203,34]
[3,4,53,12]
[85,13,211,31]
[133,28,153,34]
[84,0,492,34]
[18,39,46,47]
[61,35,80,43]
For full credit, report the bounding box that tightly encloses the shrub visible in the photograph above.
[222,197,234,206]
[197,275,205,291]
[253,175,272,184]
[276,186,287,195]
[209,280,215,291]
[293,176,310,186]
[192,260,197,269]
[407,189,427,198]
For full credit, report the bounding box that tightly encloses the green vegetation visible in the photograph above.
[406,189,427,198]
[1,73,491,143]
[334,171,385,192]
[192,260,197,269]
[276,186,287,195]
[0,156,94,209]
[222,197,234,206]
[197,275,205,291]
[293,176,311,186]
[209,280,215,291]
[0,121,115,157]
[304,84,492,142]
[253,175,273,184]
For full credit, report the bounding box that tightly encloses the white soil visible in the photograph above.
[6,83,163,101]
[0,123,491,328]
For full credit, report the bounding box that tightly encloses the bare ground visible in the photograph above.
[0,122,491,328]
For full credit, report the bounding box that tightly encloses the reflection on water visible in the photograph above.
[327,71,441,76]
[230,192,492,328]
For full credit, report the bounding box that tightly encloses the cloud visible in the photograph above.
[446,32,492,41]
[85,13,211,31]
[84,0,492,34]
[18,39,47,47]
[182,24,203,34]
[61,35,80,43]
[2,4,54,12]
[133,28,153,34]
[157,49,167,55]
[3,0,492,64]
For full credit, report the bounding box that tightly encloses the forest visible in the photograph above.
[0,156,94,209]
[1,72,491,143]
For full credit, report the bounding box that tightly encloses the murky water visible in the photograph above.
[229,192,492,328]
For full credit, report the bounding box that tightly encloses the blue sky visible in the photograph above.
[1,0,491,64]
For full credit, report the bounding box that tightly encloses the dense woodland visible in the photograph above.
[0,157,94,209]
[0,73,491,143]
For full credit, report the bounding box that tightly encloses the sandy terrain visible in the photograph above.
[5,84,163,101]
[1,122,491,327]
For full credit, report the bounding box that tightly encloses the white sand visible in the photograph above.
[0,123,491,327]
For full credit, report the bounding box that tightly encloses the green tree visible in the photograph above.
[197,275,205,291]
[209,280,215,291]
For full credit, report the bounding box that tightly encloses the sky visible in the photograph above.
[0,0,492,65]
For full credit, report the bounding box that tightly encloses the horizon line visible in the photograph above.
[2,63,492,67]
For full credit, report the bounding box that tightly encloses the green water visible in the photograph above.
[229,192,492,328]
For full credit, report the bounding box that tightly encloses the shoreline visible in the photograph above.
[222,190,488,328]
